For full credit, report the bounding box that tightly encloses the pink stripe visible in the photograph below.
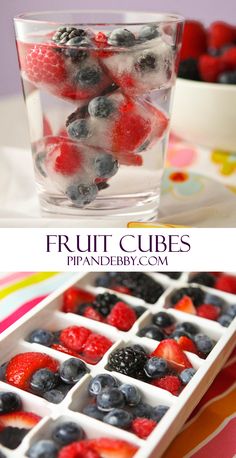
[0,295,48,333]
[191,416,236,458]
[0,272,34,288]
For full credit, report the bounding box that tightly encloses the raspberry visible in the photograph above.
[215,274,236,294]
[83,306,104,322]
[106,302,137,331]
[51,343,80,357]
[222,46,236,70]
[197,304,220,320]
[62,288,95,314]
[131,418,157,439]
[60,326,91,352]
[83,333,112,363]
[151,375,182,395]
[180,21,207,60]
[47,140,83,176]
[25,44,66,85]
[208,21,236,50]
[58,441,100,458]
[198,55,227,82]
[113,285,132,295]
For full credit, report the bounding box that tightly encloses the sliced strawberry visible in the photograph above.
[151,375,182,396]
[197,304,220,321]
[58,441,101,458]
[51,343,80,358]
[151,339,192,371]
[90,438,138,458]
[83,306,104,322]
[174,296,197,315]
[62,287,95,314]
[6,352,59,391]
[177,336,198,354]
[60,326,91,352]
[0,411,41,429]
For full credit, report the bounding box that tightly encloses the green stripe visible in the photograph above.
[0,272,59,300]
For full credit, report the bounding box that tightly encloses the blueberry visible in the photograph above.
[119,384,141,406]
[144,357,168,378]
[35,152,47,177]
[0,392,22,413]
[103,408,132,428]
[97,388,125,411]
[83,404,105,420]
[139,325,165,341]
[108,28,135,47]
[0,363,7,381]
[30,369,59,393]
[138,25,159,42]
[152,311,174,328]
[67,119,91,140]
[194,334,214,355]
[204,293,225,308]
[131,402,153,419]
[75,65,102,87]
[175,321,199,336]
[26,329,54,347]
[227,304,236,318]
[133,306,147,318]
[93,154,118,179]
[88,374,119,396]
[171,329,192,340]
[60,358,88,385]
[135,53,157,72]
[0,426,28,450]
[26,440,59,458]
[217,314,232,327]
[179,368,196,385]
[66,183,98,207]
[52,421,84,445]
[218,70,236,84]
[88,96,116,118]
[43,386,69,404]
[151,405,169,422]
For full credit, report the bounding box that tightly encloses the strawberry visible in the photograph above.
[197,304,220,321]
[198,55,228,82]
[174,296,197,315]
[62,287,95,314]
[131,418,157,439]
[112,106,152,153]
[215,274,236,294]
[60,326,91,352]
[208,21,236,50]
[180,21,207,60]
[151,375,182,396]
[25,44,66,85]
[106,302,137,331]
[177,336,198,354]
[43,117,53,137]
[151,339,192,371]
[83,306,104,322]
[82,333,113,363]
[90,438,138,458]
[47,140,84,176]
[0,411,40,429]
[51,343,80,357]
[5,352,59,391]
[222,47,236,70]
[58,441,101,458]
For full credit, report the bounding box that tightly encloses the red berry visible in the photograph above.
[152,375,182,395]
[0,411,41,429]
[58,441,100,458]
[89,438,138,458]
[112,285,132,295]
[215,274,236,294]
[197,304,220,321]
[131,418,157,439]
[83,306,104,322]
[60,326,91,352]
[51,344,80,357]
[82,333,112,363]
[106,302,136,331]
[151,339,192,372]
[222,46,236,70]
[180,21,207,60]
[25,44,66,85]
[6,352,59,391]
[112,107,152,153]
[198,55,228,82]
[174,296,197,315]
[208,21,236,50]
[62,288,95,314]
[47,140,83,176]
[177,336,198,354]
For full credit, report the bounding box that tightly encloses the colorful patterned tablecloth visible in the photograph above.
[0,272,235,457]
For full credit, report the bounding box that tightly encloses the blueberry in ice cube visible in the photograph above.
[138,24,159,42]
[88,96,116,118]
[75,65,102,87]
[67,119,92,140]
[66,183,98,207]
[94,153,118,179]
[108,28,135,47]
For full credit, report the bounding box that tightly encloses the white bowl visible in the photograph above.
[171,78,236,152]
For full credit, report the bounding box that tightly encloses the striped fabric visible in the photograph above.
[0,272,235,457]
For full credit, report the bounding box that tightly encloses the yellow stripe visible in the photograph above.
[0,272,59,300]
[163,387,236,458]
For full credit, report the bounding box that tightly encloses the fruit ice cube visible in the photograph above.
[101,36,175,95]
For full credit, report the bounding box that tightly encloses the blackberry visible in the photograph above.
[93,293,119,317]
[178,58,201,81]
[135,53,157,72]
[189,272,216,288]
[52,27,89,63]
[170,287,205,307]
[108,347,147,377]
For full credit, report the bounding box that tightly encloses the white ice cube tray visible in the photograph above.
[0,272,235,458]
